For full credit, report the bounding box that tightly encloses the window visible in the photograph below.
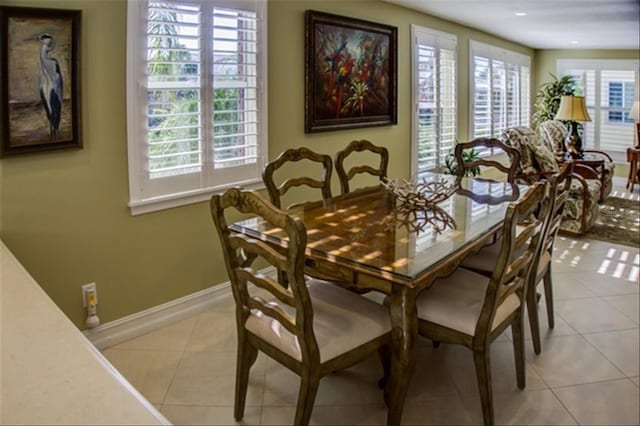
[470,41,530,144]
[608,81,635,124]
[126,0,268,214]
[411,25,457,175]
[558,59,639,153]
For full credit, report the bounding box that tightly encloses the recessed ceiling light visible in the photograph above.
[571,40,579,44]
[515,12,527,16]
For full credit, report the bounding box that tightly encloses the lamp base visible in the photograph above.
[565,121,583,160]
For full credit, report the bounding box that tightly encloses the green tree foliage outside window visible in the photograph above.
[147,3,245,173]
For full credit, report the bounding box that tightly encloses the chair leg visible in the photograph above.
[377,344,391,399]
[511,311,526,389]
[473,348,494,426]
[543,269,555,329]
[234,334,258,420]
[526,284,542,355]
[294,370,321,426]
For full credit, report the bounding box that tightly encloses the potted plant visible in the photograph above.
[443,142,481,177]
[532,73,577,129]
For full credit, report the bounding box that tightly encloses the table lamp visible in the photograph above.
[555,95,591,159]
[629,100,640,148]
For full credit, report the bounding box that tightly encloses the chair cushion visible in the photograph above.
[416,268,521,336]
[460,241,551,279]
[245,279,391,363]
[531,143,560,173]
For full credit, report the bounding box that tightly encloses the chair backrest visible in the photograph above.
[476,181,549,338]
[538,120,568,153]
[454,137,521,182]
[335,139,389,194]
[262,147,333,209]
[500,126,540,178]
[539,161,573,263]
[210,188,320,362]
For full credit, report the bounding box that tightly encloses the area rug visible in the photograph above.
[584,197,640,247]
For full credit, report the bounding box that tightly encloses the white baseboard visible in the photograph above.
[84,266,277,350]
[83,283,232,350]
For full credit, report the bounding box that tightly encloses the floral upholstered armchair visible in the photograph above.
[501,126,602,235]
[538,120,614,202]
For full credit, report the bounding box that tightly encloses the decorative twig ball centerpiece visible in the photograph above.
[381,177,458,234]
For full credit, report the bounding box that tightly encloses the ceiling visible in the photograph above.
[384,0,640,49]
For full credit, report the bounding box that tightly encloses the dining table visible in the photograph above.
[230,173,524,425]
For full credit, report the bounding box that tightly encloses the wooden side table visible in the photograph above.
[627,147,640,192]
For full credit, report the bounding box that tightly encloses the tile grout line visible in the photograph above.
[158,312,202,412]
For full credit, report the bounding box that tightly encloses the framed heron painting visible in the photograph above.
[0,7,81,157]
[304,10,397,133]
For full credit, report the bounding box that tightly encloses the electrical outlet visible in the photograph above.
[81,282,97,308]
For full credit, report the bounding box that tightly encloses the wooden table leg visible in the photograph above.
[386,286,418,426]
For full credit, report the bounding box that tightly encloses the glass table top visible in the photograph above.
[230,174,524,282]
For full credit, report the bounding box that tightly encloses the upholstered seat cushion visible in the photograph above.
[461,241,551,279]
[416,268,521,336]
[245,279,391,363]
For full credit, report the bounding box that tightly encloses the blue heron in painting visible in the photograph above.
[38,33,62,140]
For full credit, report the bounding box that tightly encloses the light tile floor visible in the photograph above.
[103,179,639,425]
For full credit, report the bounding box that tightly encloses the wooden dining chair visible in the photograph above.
[455,137,521,182]
[263,147,333,209]
[415,181,549,426]
[210,188,392,426]
[335,139,389,194]
[460,162,573,355]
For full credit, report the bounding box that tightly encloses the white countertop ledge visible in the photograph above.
[1,240,171,425]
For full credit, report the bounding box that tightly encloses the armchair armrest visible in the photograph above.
[583,150,613,162]
[572,163,599,180]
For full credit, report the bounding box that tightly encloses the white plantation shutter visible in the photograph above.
[412,26,457,175]
[470,41,530,152]
[506,63,520,128]
[491,60,506,138]
[520,66,530,126]
[559,59,639,154]
[146,2,202,180]
[600,71,636,152]
[127,0,267,214]
[473,55,491,139]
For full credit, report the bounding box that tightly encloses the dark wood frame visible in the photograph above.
[304,10,397,133]
[1,7,81,157]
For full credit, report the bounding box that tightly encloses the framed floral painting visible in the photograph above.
[305,10,397,133]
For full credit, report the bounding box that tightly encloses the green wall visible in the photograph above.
[0,0,539,328]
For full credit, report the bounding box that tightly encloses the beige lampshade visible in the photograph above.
[555,95,592,122]
[629,101,640,122]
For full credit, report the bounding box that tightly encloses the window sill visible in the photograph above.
[128,179,265,216]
